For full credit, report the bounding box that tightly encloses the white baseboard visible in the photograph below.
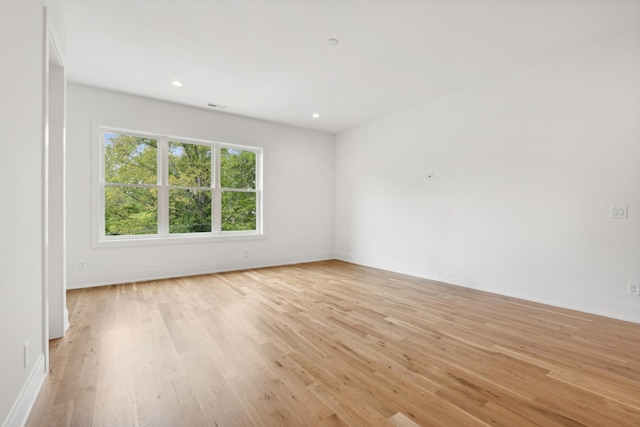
[336,253,640,325]
[67,250,640,324]
[67,253,334,289]
[2,354,46,427]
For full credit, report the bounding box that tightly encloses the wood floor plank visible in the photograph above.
[26,260,640,426]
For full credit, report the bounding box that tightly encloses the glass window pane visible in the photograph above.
[220,148,256,189]
[169,189,212,233]
[168,141,212,188]
[104,133,157,184]
[222,191,256,231]
[105,187,157,235]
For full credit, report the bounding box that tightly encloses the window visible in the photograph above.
[220,148,257,231]
[98,127,261,244]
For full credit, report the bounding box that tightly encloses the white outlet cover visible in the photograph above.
[24,341,29,368]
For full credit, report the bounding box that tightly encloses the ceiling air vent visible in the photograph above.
[207,103,227,109]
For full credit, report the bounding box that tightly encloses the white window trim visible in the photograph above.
[92,124,264,248]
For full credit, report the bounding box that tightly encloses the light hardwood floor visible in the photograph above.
[27,261,640,426]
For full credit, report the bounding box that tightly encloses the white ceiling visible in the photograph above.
[60,0,639,134]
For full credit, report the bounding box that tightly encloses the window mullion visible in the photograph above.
[157,137,169,236]
[212,145,221,234]
[99,130,106,239]
[256,148,262,234]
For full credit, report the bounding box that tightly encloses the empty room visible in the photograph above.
[2,0,640,426]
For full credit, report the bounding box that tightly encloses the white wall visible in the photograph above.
[47,61,67,339]
[335,28,640,323]
[0,0,46,425]
[66,84,334,288]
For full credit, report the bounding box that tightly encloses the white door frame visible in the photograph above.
[42,5,68,373]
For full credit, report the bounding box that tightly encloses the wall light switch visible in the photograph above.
[609,206,628,219]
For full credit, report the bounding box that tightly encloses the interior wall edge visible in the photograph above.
[67,253,335,290]
[335,254,640,325]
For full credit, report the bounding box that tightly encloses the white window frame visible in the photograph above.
[93,125,263,247]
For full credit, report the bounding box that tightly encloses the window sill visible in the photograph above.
[92,232,265,248]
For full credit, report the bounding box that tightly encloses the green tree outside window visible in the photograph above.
[102,131,259,237]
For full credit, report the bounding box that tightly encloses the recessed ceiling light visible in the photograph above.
[326,38,339,47]
[171,80,183,87]
[312,113,320,118]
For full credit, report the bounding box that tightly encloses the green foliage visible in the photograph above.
[104,134,157,184]
[221,148,256,189]
[222,191,256,231]
[104,134,158,235]
[169,189,212,233]
[168,142,211,187]
[104,133,258,235]
[167,142,212,233]
[105,187,157,235]
[220,148,257,231]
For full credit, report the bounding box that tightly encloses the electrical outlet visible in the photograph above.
[79,261,86,270]
[24,341,29,368]
[629,282,640,296]
[243,249,248,258]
